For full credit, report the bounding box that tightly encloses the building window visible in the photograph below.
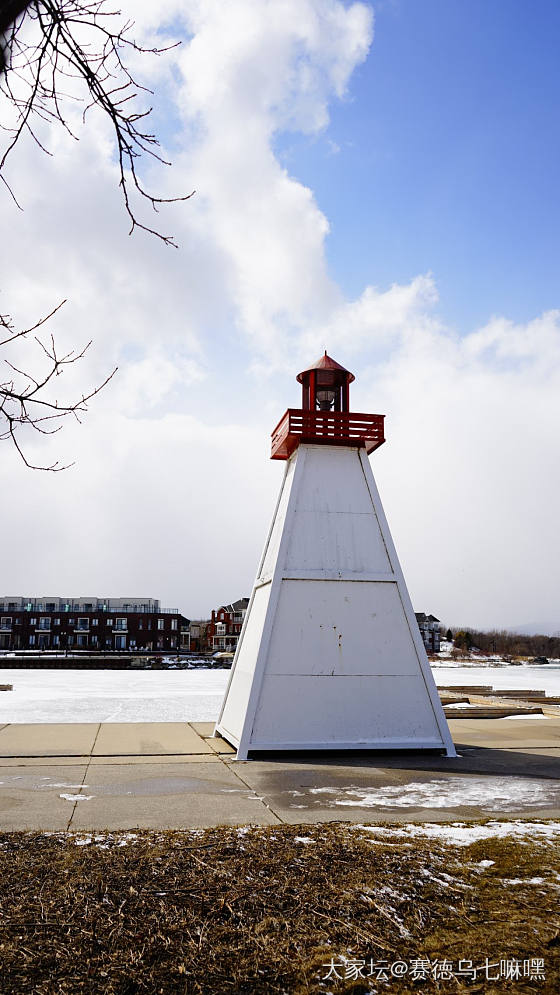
[84,603,93,611]
[216,623,225,635]
[68,618,75,625]
[92,618,98,626]
[170,637,176,648]
[76,634,88,647]
[157,619,164,630]
[52,634,60,647]
[91,634,98,645]
[77,618,89,630]
[30,617,37,625]
[106,618,113,625]
[29,635,36,646]
[46,602,56,612]
[115,634,126,649]
[171,618,177,631]
[38,618,50,630]
[0,617,11,629]
[54,618,60,626]
[115,618,127,631]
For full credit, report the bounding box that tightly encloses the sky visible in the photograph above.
[1,0,559,631]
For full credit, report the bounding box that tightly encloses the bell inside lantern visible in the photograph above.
[316,386,336,410]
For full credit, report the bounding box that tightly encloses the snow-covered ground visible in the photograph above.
[0,669,230,723]
[0,663,559,723]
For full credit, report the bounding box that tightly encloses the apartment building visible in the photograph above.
[0,596,189,653]
[415,612,441,653]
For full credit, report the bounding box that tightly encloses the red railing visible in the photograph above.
[271,408,385,460]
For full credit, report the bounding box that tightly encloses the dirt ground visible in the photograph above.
[0,821,558,994]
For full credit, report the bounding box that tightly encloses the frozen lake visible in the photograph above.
[432,664,560,697]
[0,669,230,723]
[0,664,559,723]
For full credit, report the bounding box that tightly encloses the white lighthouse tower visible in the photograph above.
[216,353,456,759]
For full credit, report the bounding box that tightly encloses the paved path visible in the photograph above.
[0,718,559,831]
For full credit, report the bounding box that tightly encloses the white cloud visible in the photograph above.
[0,0,558,629]
[367,307,560,629]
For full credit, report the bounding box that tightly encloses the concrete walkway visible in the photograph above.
[0,717,559,831]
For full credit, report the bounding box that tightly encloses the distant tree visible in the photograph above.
[454,630,473,651]
[445,628,453,642]
[446,626,560,660]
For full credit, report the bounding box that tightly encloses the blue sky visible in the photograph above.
[276,0,560,333]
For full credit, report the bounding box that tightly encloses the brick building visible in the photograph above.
[209,598,249,653]
[0,596,189,653]
[188,620,212,654]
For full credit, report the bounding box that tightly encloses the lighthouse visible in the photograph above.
[216,353,456,759]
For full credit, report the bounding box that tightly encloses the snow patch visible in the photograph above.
[304,777,559,811]
[499,713,548,720]
[505,876,545,885]
[355,820,560,846]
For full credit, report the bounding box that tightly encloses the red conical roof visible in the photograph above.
[296,351,355,383]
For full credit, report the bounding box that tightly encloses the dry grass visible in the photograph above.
[0,822,558,994]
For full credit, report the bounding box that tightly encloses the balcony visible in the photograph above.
[5,602,175,614]
[271,409,385,460]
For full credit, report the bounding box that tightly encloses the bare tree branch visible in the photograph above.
[0,301,117,470]
[0,0,194,246]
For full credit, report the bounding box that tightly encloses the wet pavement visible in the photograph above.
[0,717,559,830]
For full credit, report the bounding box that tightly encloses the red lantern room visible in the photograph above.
[271,351,385,460]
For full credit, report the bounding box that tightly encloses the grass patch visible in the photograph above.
[0,822,558,993]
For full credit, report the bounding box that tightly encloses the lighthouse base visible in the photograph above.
[216,445,456,760]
